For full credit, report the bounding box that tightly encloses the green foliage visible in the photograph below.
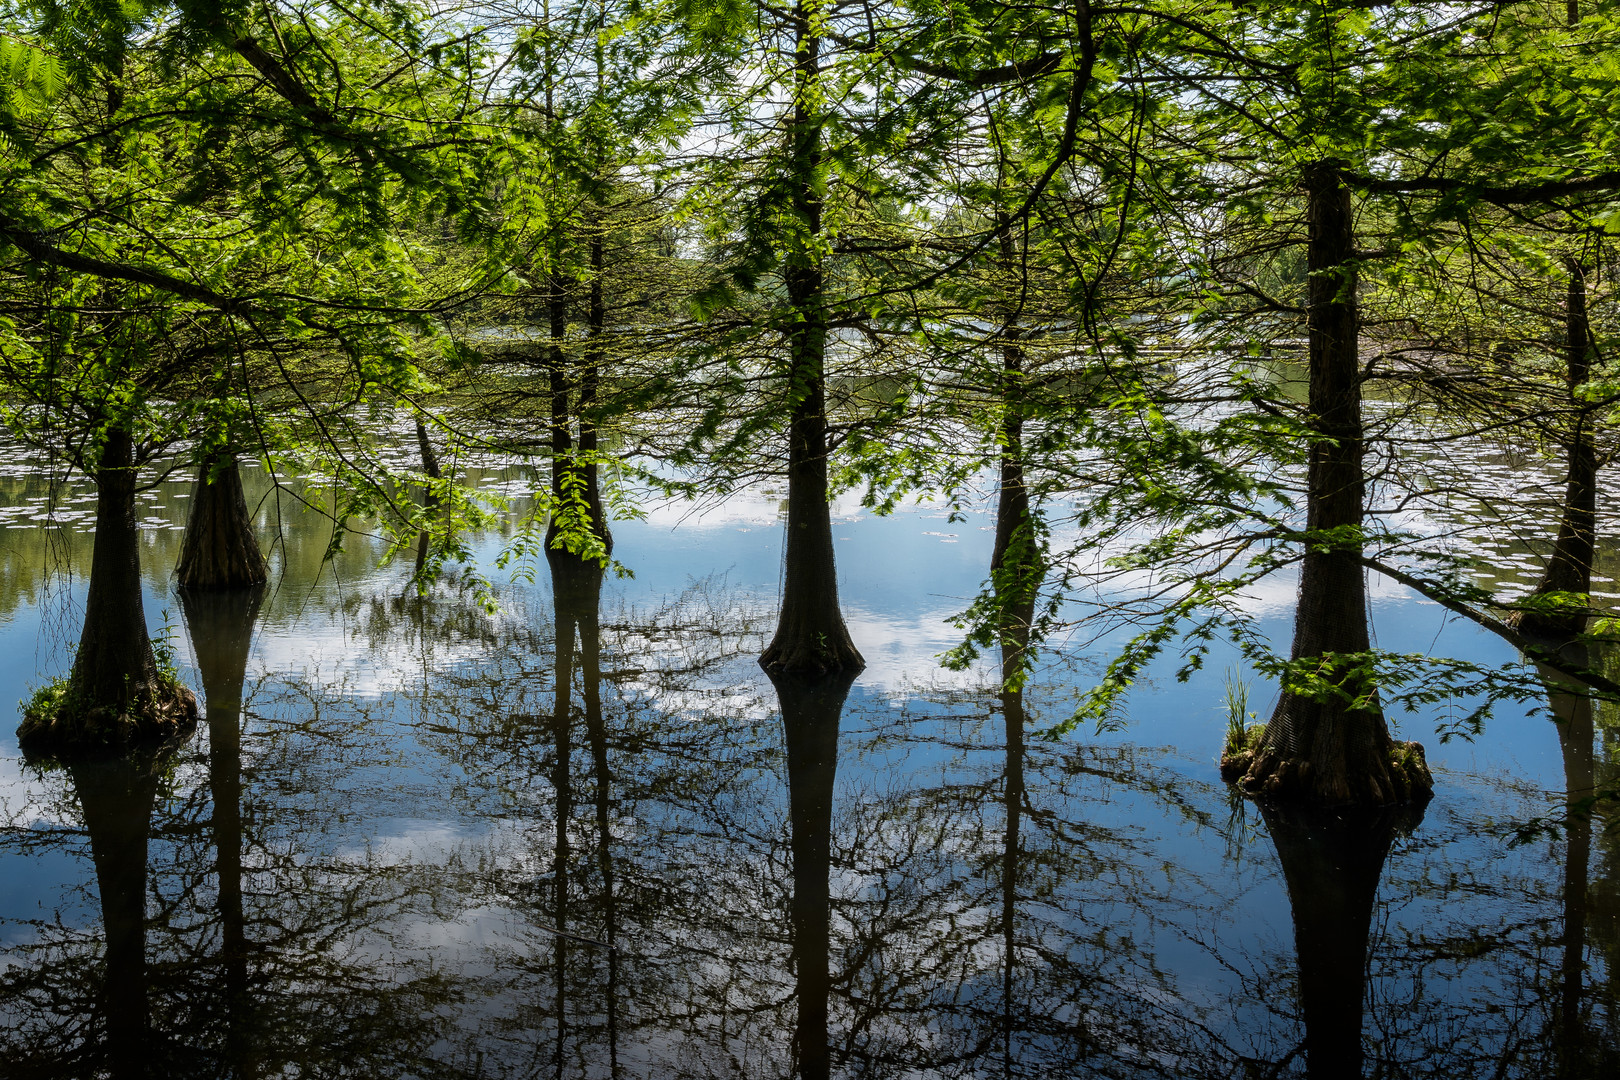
[151,609,179,682]
[3,0,1620,769]
[19,676,75,730]
[0,34,66,148]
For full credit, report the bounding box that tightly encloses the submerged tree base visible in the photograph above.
[176,453,269,590]
[1220,722,1434,807]
[17,677,199,760]
[758,638,866,677]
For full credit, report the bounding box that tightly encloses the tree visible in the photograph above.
[2,1,506,751]
[434,0,710,588]
[677,0,1124,674]
[176,448,269,590]
[1357,2,1620,653]
[1222,160,1432,804]
[1172,3,1442,805]
[748,0,866,673]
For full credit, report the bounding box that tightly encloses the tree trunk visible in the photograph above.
[761,2,863,675]
[1225,163,1430,806]
[177,450,268,590]
[72,756,163,1079]
[769,668,854,1080]
[411,417,442,586]
[545,222,613,565]
[1260,802,1422,1080]
[990,206,1041,679]
[180,585,262,1077]
[578,218,613,556]
[991,343,1040,653]
[1517,262,1597,643]
[20,427,198,753]
[78,428,161,707]
[544,268,575,559]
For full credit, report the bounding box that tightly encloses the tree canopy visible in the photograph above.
[2,0,1619,805]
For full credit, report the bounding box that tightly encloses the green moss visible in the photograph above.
[1387,739,1434,799]
[19,676,76,729]
[1223,721,1268,758]
[16,670,198,761]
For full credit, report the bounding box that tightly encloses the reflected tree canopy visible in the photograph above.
[0,470,1613,1078]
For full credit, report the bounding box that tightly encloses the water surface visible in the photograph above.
[0,448,1614,1078]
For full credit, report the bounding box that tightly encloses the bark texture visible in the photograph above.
[991,298,1041,653]
[541,254,613,566]
[1516,263,1597,644]
[770,667,855,1080]
[19,428,197,755]
[761,4,862,675]
[1225,164,1429,806]
[176,450,269,590]
[1260,800,1424,1080]
[77,428,161,705]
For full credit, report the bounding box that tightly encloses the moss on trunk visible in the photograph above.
[18,428,197,757]
[1226,163,1429,807]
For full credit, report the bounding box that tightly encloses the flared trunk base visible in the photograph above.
[760,625,865,677]
[1221,703,1433,807]
[176,454,268,590]
[18,677,198,760]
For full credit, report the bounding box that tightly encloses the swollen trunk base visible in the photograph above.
[177,453,268,590]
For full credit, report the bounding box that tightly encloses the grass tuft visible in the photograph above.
[1221,668,1265,756]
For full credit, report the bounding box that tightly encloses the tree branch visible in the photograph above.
[0,215,251,315]
[1352,169,1620,204]
[1359,553,1620,697]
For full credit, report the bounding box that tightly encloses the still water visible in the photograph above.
[0,446,1614,1078]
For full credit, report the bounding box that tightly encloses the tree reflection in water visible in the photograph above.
[0,566,1614,1077]
[180,585,264,1078]
[998,651,1026,1080]
[74,754,164,1078]
[1258,801,1422,1080]
[769,668,853,1080]
[542,555,622,1078]
[1538,657,1619,1079]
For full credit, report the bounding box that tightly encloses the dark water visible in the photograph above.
[0,451,1615,1078]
